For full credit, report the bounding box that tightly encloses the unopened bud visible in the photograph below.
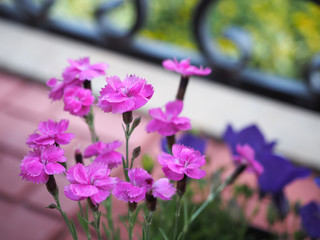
[87,198,99,212]
[128,201,137,212]
[123,111,133,125]
[46,175,58,197]
[46,203,57,209]
[132,146,141,159]
[146,192,157,212]
[177,175,187,197]
[131,117,141,130]
[75,148,83,164]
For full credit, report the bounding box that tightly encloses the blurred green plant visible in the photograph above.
[18,0,320,79]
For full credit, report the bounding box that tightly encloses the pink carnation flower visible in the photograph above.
[113,181,146,203]
[128,168,176,200]
[83,141,122,169]
[63,57,108,83]
[152,178,176,200]
[20,146,66,184]
[63,86,94,117]
[64,162,117,206]
[97,75,154,114]
[233,144,264,176]
[26,119,74,147]
[47,78,65,101]
[158,144,206,181]
[162,58,211,77]
[146,100,191,136]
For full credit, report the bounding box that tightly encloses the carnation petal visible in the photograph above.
[45,162,65,175]
[70,184,99,197]
[185,168,206,179]
[162,167,184,181]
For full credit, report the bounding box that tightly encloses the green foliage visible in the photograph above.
[20,0,320,79]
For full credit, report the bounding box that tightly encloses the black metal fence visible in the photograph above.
[1,0,320,112]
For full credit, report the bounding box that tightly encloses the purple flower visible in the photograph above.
[64,162,117,206]
[162,58,211,77]
[63,57,108,83]
[20,146,66,184]
[162,132,207,155]
[223,124,310,194]
[112,181,146,203]
[97,75,154,114]
[315,177,320,188]
[26,119,74,147]
[146,100,191,136]
[158,144,206,181]
[233,144,264,176]
[63,86,94,117]
[128,168,176,201]
[300,201,320,238]
[83,141,122,169]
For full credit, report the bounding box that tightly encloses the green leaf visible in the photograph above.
[159,228,169,240]
[267,202,278,225]
[69,219,78,239]
[77,212,89,234]
[119,215,129,231]
[234,184,254,199]
[102,222,110,239]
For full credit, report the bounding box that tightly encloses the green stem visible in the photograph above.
[85,108,98,143]
[145,211,153,240]
[122,122,130,181]
[78,201,91,240]
[104,197,115,240]
[129,210,134,240]
[173,195,183,240]
[93,211,102,240]
[53,195,78,240]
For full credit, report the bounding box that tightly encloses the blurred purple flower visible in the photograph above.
[161,132,207,155]
[223,124,310,194]
[315,177,320,188]
[300,201,320,238]
[233,144,264,176]
[84,141,122,169]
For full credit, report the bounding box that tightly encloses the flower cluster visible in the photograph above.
[64,162,117,206]
[113,168,176,204]
[163,58,211,77]
[21,119,73,184]
[97,75,154,114]
[47,57,108,116]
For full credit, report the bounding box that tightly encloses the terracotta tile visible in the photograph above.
[0,199,64,240]
[0,153,35,196]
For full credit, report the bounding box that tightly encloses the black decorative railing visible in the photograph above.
[0,0,320,112]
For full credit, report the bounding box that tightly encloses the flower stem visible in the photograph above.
[173,195,183,240]
[93,211,102,240]
[85,108,98,143]
[179,164,247,238]
[104,197,115,240]
[166,135,175,154]
[145,211,153,240]
[176,75,189,101]
[53,194,78,240]
[129,209,134,240]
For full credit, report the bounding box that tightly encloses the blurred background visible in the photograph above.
[0,0,320,239]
